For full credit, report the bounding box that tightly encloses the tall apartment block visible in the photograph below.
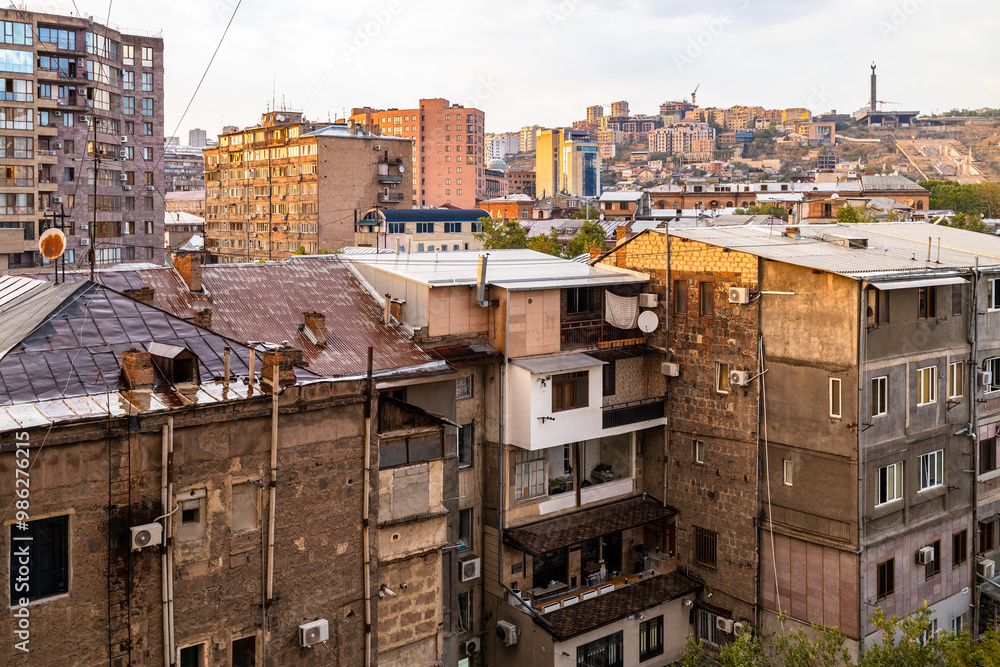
[203,111,412,263]
[349,98,485,208]
[0,8,164,271]
[535,128,601,198]
[519,124,540,153]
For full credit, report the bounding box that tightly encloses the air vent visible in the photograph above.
[822,233,868,249]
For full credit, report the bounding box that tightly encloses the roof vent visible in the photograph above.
[822,233,868,249]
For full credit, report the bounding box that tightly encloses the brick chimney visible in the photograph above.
[616,225,629,243]
[193,308,212,329]
[260,345,297,392]
[121,348,153,388]
[175,254,202,292]
[303,311,327,346]
[122,286,155,306]
[589,246,602,261]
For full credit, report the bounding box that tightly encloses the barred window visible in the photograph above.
[694,526,717,568]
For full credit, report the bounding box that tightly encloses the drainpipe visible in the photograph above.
[266,365,279,604]
[663,223,671,510]
[857,281,867,658]
[161,425,171,667]
[971,259,981,634]
[166,417,176,666]
[498,291,509,596]
[364,348,374,667]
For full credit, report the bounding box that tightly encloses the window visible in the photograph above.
[783,459,793,486]
[9,515,69,602]
[141,46,153,67]
[144,220,154,235]
[514,449,545,500]
[179,643,205,667]
[141,72,153,91]
[980,437,997,475]
[455,375,473,401]
[953,614,967,635]
[458,507,473,551]
[699,282,714,317]
[144,122,153,136]
[231,635,255,667]
[948,361,964,400]
[983,519,997,554]
[415,222,433,234]
[577,631,623,667]
[872,376,888,416]
[141,98,153,116]
[178,489,207,541]
[925,540,941,579]
[693,526,717,568]
[0,21,31,45]
[471,221,483,233]
[693,439,704,464]
[830,378,842,418]
[952,283,963,316]
[917,366,937,405]
[877,462,903,505]
[458,590,472,632]
[444,221,461,233]
[143,146,153,160]
[715,362,730,394]
[695,608,719,646]
[989,358,1000,393]
[458,423,473,468]
[123,45,134,65]
[231,482,259,532]
[639,615,664,661]
[123,71,134,90]
[877,558,895,599]
[386,222,404,234]
[378,433,443,468]
[673,280,687,315]
[602,359,616,396]
[918,286,936,319]
[551,370,588,412]
[990,278,1000,310]
[566,286,594,314]
[954,529,968,567]
[122,96,134,115]
[918,450,943,491]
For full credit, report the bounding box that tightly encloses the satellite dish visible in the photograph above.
[637,310,659,333]
[276,114,285,121]
[39,228,66,260]
[399,165,405,173]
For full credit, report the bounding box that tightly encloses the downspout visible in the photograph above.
[754,257,763,632]
[857,281,867,658]
[971,260,981,634]
[161,425,171,667]
[663,223,671,510]
[364,348,374,667]
[266,365,279,604]
[497,291,509,595]
[166,417,176,666]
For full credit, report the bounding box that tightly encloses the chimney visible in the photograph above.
[390,300,402,322]
[260,345,297,392]
[122,286,155,306]
[589,246,602,261]
[303,311,327,346]
[121,348,153,388]
[193,308,212,329]
[615,225,628,243]
[175,254,202,292]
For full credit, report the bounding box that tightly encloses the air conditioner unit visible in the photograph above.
[53,141,62,149]
[120,135,128,143]
[53,110,62,117]
[916,546,935,565]
[460,557,481,582]
[978,559,996,579]
[79,238,89,245]
[130,522,162,550]
[661,362,680,377]
[123,185,132,190]
[76,58,85,67]
[279,225,287,232]
[716,617,735,634]
[52,196,62,204]
[730,370,752,387]
[79,223,88,230]
[147,186,155,191]
[120,173,128,181]
[464,638,481,655]
[979,370,993,387]
[298,619,329,647]
[729,286,751,304]
[77,87,87,94]
[639,293,659,308]
[496,620,518,646]
[733,621,745,636]
[119,149,128,158]
[373,144,382,151]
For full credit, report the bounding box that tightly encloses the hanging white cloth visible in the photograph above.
[604,290,638,329]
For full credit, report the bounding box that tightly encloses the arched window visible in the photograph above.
[656,201,666,209]
[709,200,719,209]
[672,201,680,209]
[916,200,924,210]
[726,201,733,208]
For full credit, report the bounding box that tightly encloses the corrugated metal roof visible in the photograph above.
[861,175,925,191]
[662,222,1000,277]
[302,124,412,142]
[599,191,644,202]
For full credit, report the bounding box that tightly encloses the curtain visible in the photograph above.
[604,290,638,330]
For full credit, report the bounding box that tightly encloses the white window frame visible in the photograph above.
[877,462,903,506]
[988,357,1000,393]
[917,366,937,406]
[989,277,1000,311]
[919,449,944,492]
[829,378,842,419]
[948,361,964,400]
[873,376,889,417]
[693,439,704,465]
[514,449,545,500]
[783,459,793,486]
[715,362,730,395]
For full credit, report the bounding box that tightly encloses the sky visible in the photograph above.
[56,0,1000,139]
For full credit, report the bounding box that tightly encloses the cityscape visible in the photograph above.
[1,1,1000,666]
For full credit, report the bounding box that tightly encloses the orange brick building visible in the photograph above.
[350,98,485,208]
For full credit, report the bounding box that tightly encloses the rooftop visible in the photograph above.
[164,191,206,202]
[367,208,488,223]
[303,124,413,142]
[599,191,645,202]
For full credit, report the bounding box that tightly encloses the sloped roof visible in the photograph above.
[861,175,925,191]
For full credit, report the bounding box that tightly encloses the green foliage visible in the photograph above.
[677,635,711,667]
[566,220,608,257]
[292,245,307,255]
[570,205,600,220]
[936,212,992,234]
[718,630,766,667]
[474,216,527,249]
[733,204,789,221]
[836,205,877,223]
[526,231,562,257]
[769,621,851,667]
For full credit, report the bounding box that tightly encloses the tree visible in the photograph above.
[473,217,527,249]
[718,630,766,667]
[734,203,789,221]
[769,621,851,667]
[292,245,308,255]
[938,212,992,234]
[570,205,600,220]
[565,220,608,257]
[677,635,711,667]
[836,205,877,223]
[526,230,562,257]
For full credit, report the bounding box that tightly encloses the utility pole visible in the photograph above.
[43,204,71,283]
[90,152,99,281]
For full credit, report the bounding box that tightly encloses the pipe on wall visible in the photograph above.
[266,365,279,603]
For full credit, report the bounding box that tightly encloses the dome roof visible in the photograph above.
[487,158,508,170]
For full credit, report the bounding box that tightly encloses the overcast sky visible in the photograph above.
[67,0,1000,139]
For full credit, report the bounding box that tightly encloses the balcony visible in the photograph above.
[378,193,405,203]
[377,173,403,184]
[602,397,665,430]
[560,319,645,351]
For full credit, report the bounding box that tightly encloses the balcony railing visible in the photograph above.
[602,398,665,429]
[560,319,646,350]
[377,173,403,184]
[378,193,405,203]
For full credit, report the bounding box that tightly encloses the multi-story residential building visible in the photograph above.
[188,127,207,147]
[610,100,629,117]
[519,124,540,153]
[600,222,1000,656]
[203,111,412,262]
[350,98,486,208]
[507,167,536,197]
[163,143,204,191]
[486,131,520,160]
[165,189,205,216]
[586,104,604,124]
[535,128,601,198]
[647,124,715,161]
[0,7,164,271]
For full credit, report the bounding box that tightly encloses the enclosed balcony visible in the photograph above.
[560,286,647,352]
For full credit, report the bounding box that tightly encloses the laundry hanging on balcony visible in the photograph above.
[604,291,638,330]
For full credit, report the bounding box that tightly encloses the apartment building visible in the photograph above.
[601,222,1000,655]
[345,249,700,666]
[519,124,540,153]
[507,167,535,197]
[203,111,412,262]
[486,132,519,160]
[163,143,204,191]
[0,7,164,272]
[647,124,715,161]
[350,98,486,208]
[355,207,487,252]
[535,128,601,198]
